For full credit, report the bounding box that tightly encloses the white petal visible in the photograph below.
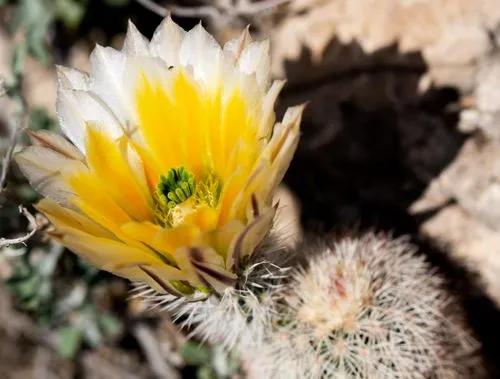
[180,23,222,87]
[56,65,90,90]
[223,27,252,63]
[122,55,174,126]
[265,105,304,196]
[238,40,271,89]
[123,20,149,56]
[57,88,123,152]
[14,146,85,205]
[250,106,303,205]
[27,129,85,161]
[57,225,173,277]
[150,16,186,67]
[89,45,135,127]
[260,79,286,139]
[119,56,174,148]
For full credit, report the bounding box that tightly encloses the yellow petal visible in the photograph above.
[67,172,132,236]
[206,220,245,260]
[121,221,176,264]
[135,70,204,174]
[36,198,114,239]
[59,225,167,272]
[154,225,203,253]
[183,206,218,231]
[85,124,153,221]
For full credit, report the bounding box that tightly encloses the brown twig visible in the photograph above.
[228,0,290,16]
[0,75,27,199]
[0,206,38,248]
[0,77,5,97]
[134,0,169,16]
[0,125,24,197]
[133,323,181,379]
[134,0,289,21]
[169,3,221,19]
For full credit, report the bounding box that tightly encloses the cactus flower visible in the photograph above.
[15,18,303,297]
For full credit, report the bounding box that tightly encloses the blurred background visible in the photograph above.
[1,0,500,377]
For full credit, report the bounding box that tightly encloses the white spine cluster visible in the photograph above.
[241,233,481,379]
[135,233,482,378]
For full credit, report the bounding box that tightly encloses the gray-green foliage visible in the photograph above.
[7,244,63,313]
[9,0,56,63]
[7,243,123,358]
[181,342,240,379]
[6,0,130,66]
[56,305,122,358]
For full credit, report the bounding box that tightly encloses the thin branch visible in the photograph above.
[230,0,290,16]
[134,0,169,16]
[133,323,181,379]
[0,206,38,248]
[134,0,289,21]
[168,4,220,19]
[0,125,24,197]
[134,0,222,19]
[0,77,5,97]
[158,316,187,360]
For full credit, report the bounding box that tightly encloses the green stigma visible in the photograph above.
[157,167,196,208]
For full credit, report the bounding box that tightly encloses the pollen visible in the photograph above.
[193,171,222,208]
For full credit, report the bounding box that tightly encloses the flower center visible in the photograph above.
[154,168,222,227]
[157,167,196,209]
